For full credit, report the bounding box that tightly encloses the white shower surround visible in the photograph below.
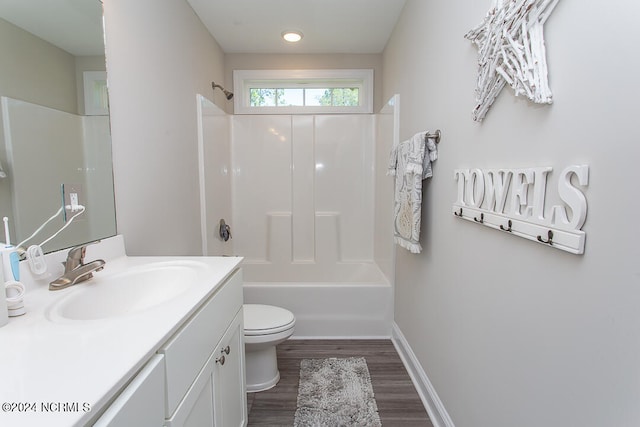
[199,97,397,338]
[233,115,376,267]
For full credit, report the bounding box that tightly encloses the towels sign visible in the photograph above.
[452,165,589,254]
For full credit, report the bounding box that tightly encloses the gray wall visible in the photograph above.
[103,0,226,255]
[383,1,640,426]
[0,18,77,114]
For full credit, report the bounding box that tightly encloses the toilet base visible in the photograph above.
[245,345,280,392]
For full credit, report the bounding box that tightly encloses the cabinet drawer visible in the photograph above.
[159,268,243,418]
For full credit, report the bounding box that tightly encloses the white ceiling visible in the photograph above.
[186,0,407,54]
[0,0,407,57]
[0,0,104,56]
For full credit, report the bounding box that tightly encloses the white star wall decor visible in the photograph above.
[465,0,559,121]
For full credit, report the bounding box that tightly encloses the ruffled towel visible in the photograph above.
[388,131,438,253]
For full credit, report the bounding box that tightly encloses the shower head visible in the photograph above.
[212,82,234,100]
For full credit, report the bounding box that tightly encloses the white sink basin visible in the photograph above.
[46,260,209,321]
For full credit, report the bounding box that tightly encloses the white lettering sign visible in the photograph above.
[453,165,589,233]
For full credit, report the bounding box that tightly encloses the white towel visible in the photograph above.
[388,131,438,253]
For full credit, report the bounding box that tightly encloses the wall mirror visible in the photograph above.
[0,0,116,254]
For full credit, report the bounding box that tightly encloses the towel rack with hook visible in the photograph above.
[451,204,585,254]
[425,129,441,144]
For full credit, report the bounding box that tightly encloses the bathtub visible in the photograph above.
[242,261,393,338]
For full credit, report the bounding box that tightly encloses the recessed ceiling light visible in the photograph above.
[282,30,303,43]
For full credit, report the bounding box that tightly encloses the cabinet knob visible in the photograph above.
[222,346,231,355]
[216,355,226,366]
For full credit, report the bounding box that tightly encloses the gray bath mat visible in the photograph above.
[294,357,382,427]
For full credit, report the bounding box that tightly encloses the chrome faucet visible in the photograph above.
[49,241,106,290]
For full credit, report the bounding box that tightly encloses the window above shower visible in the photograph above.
[233,69,373,114]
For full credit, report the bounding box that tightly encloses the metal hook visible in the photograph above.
[474,213,484,224]
[537,230,553,245]
[454,208,463,217]
[426,129,441,144]
[500,220,512,232]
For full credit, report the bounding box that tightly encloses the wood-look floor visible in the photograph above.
[246,339,433,427]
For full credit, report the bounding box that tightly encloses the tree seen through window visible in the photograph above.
[250,88,359,107]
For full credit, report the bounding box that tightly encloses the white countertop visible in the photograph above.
[0,236,243,427]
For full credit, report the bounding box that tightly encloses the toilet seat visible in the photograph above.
[244,304,295,336]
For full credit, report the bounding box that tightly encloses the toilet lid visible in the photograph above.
[244,304,295,336]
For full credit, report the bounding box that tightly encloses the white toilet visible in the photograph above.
[243,304,296,392]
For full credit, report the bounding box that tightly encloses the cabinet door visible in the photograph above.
[165,355,215,427]
[213,310,247,427]
[180,374,215,427]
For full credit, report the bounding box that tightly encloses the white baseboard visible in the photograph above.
[391,322,455,427]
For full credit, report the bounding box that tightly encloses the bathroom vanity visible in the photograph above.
[0,237,246,427]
